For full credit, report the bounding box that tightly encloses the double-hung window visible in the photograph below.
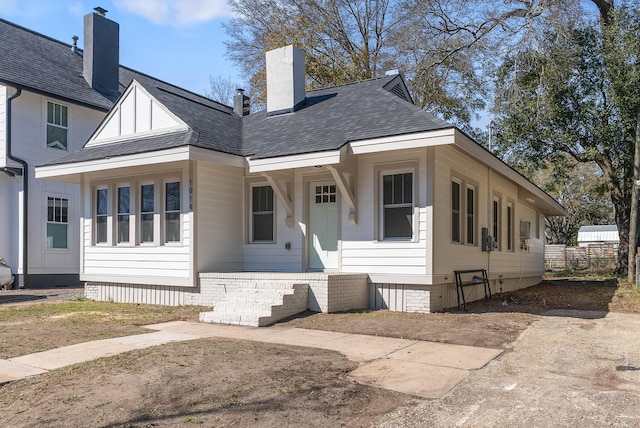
[46,197,68,249]
[117,186,130,243]
[451,177,477,245]
[466,186,476,245]
[493,196,501,251]
[46,101,68,150]
[507,202,514,251]
[140,184,155,244]
[451,181,461,243]
[251,185,274,242]
[382,172,413,239]
[165,182,181,243]
[95,188,108,244]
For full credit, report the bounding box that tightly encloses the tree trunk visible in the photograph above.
[628,110,640,282]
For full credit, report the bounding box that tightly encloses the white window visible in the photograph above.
[451,180,461,243]
[46,101,68,150]
[493,196,501,251]
[452,176,477,246]
[466,185,476,245]
[507,202,514,251]
[251,185,274,242]
[140,183,155,244]
[165,181,181,243]
[382,172,413,239]
[117,186,130,243]
[46,197,68,249]
[95,188,108,244]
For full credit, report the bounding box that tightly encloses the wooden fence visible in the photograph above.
[545,244,617,270]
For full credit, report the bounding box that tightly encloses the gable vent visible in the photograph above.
[388,83,409,102]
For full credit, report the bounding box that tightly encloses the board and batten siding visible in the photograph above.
[341,148,431,276]
[196,161,244,272]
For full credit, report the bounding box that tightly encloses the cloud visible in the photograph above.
[113,0,231,27]
[0,0,17,14]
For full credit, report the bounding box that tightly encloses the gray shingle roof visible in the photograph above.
[4,16,452,166]
[0,18,230,114]
[243,75,451,159]
[45,130,197,165]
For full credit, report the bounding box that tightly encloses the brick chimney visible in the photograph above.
[233,88,250,116]
[265,45,305,116]
[83,7,119,96]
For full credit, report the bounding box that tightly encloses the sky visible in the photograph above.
[0,0,242,97]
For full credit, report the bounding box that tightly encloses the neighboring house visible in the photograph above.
[0,9,213,287]
[36,13,564,323]
[577,225,619,247]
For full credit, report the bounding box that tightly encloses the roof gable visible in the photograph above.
[87,80,187,147]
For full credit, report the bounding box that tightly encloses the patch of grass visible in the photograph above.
[59,395,80,404]
[183,415,202,424]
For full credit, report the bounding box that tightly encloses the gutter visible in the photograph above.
[3,87,28,287]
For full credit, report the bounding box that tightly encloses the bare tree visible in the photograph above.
[225,0,404,104]
[205,74,240,106]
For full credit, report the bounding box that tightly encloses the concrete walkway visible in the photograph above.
[0,321,502,398]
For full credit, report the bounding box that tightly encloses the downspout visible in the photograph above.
[4,87,28,287]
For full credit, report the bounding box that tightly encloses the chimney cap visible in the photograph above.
[236,88,245,95]
[94,6,108,16]
[71,35,79,53]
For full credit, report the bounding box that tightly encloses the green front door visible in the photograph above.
[309,181,338,270]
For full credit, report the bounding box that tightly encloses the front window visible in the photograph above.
[95,188,108,244]
[117,186,130,243]
[252,185,274,242]
[382,172,413,239]
[140,184,155,243]
[165,182,181,243]
[47,101,68,150]
[46,197,68,249]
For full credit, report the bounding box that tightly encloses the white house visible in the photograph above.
[0,9,197,287]
[36,25,565,324]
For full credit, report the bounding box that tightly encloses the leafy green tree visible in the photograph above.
[492,3,640,273]
[533,159,614,245]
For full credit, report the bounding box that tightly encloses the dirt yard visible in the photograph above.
[1,277,639,427]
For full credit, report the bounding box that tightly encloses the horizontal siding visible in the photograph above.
[341,149,429,275]
[432,145,545,278]
[84,246,190,278]
[197,162,244,272]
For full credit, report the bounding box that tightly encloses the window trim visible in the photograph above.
[139,182,156,245]
[90,174,184,248]
[45,100,70,151]
[164,179,182,244]
[466,184,476,245]
[451,179,462,244]
[95,186,110,245]
[249,183,276,243]
[451,172,478,246]
[116,184,131,245]
[46,196,69,250]
[506,200,515,251]
[493,194,502,251]
[379,166,416,241]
